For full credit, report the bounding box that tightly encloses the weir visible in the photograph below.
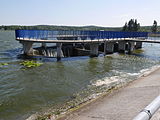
[15,30,149,61]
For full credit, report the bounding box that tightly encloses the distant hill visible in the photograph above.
[0,25,121,31]
[0,25,160,32]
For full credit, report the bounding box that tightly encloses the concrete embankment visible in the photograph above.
[58,67,160,120]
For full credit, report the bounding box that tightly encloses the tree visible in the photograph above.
[151,20,157,33]
[4,26,7,30]
[122,22,128,31]
[134,19,140,31]
[122,19,140,32]
[128,19,134,31]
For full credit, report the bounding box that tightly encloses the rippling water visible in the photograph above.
[0,31,160,120]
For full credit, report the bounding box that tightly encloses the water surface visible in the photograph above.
[0,31,160,120]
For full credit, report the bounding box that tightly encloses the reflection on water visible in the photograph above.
[0,31,160,120]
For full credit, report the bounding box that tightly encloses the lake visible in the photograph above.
[0,31,160,120]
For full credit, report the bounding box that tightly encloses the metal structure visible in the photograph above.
[15,30,148,41]
[133,95,160,120]
[15,30,149,60]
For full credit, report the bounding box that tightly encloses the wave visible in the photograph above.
[139,65,160,77]
[92,76,120,87]
[92,65,160,87]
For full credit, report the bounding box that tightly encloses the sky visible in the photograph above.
[0,0,160,27]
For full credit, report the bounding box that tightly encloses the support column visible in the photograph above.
[104,41,107,55]
[20,41,33,55]
[106,42,114,54]
[90,43,99,57]
[41,43,47,48]
[118,41,126,53]
[56,43,62,61]
[135,42,142,49]
[73,43,76,47]
[128,42,135,54]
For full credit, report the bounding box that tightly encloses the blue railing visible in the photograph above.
[15,30,148,40]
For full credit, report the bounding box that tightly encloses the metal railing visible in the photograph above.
[133,95,160,120]
[15,30,148,40]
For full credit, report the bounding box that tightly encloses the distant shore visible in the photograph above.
[149,33,160,37]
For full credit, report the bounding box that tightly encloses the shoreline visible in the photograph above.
[56,65,160,120]
[57,65,160,120]
[27,64,160,120]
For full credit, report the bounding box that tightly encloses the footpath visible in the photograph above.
[59,68,160,120]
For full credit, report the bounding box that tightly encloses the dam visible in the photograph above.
[15,30,149,60]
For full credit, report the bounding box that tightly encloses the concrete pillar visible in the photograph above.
[104,41,107,55]
[106,42,114,54]
[56,43,62,61]
[118,41,126,53]
[90,43,99,57]
[128,42,135,54]
[73,43,76,47]
[135,42,142,49]
[20,41,33,55]
[41,43,47,48]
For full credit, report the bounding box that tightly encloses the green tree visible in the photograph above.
[122,22,128,31]
[4,26,7,30]
[128,19,134,31]
[134,19,140,31]
[151,20,157,33]
[122,19,140,32]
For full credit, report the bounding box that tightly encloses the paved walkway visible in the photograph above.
[60,68,160,120]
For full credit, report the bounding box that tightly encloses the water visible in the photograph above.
[0,31,160,120]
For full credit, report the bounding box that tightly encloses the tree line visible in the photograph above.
[0,20,159,32]
[122,19,159,32]
[0,25,121,31]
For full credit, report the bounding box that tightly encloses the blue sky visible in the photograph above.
[0,0,160,27]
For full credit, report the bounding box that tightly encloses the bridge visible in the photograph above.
[15,30,155,61]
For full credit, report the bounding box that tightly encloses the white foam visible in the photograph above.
[140,65,160,77]
[93,76,120,87]
[92,65,160,87]
[127,72,140,76]
[111,70,140,77]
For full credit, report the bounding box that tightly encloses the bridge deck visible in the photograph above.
[16,38,160,43]
[126,39,160,43]
[16,38,124,43]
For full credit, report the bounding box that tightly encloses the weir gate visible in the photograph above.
[15,30,151,61]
